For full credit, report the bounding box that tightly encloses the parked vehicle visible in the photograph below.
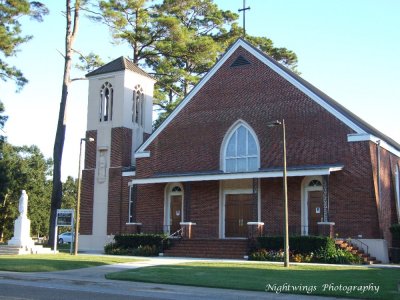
[58,232,73,244]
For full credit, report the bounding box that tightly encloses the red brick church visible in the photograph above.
[79,38,400,262]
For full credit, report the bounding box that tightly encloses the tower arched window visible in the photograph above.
[133,85,144,126]
[222,121,260,173]
[100,82,113,122]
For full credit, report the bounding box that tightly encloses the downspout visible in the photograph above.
[377,140,381,207]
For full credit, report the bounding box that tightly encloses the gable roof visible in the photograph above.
[86,56,154,80]
[136,38,400,156]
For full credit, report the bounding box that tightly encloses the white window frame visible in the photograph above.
[99,82,113,122]
[133,85,144,126]
[220,120,260,173]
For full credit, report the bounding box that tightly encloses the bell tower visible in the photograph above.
[79,57,155,251]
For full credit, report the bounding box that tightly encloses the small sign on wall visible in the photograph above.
[315,207,320,214]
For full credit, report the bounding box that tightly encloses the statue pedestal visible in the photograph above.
[8,216,34,248]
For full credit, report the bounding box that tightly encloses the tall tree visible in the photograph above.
[61,176,77,210]
[0,143,52,241]
[93,0,298,128]
[0,101,7,144]
[151,0,239,128]
[0,0,48,90]
[49,0,82,247]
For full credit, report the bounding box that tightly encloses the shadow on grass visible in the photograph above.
[0,254,142,272]
[106,263,400,300]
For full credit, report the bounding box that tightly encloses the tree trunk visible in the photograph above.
[48,0,80,247]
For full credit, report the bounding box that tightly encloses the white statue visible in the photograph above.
[18,190,28,217]
[8,190,34,249]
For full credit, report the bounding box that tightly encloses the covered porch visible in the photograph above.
[130,164,343,240]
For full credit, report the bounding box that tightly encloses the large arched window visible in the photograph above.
[222,122,260,173]
[132,85,144,126]
[100,82,113,122]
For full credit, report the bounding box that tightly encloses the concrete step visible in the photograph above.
[0,245,55,255]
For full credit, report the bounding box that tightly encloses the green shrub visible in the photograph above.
[132,245,158,256]
[104,242,132,255]
[249,249,284,261]
[390,224,400,247]
[251,236,361,264]
[114,234,166,250]
[256,236,332,254]
[104,233,167,256]
[315,248,363,264]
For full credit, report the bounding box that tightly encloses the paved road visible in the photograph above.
[0,257,360,300]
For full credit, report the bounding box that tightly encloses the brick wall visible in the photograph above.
[110,127,132,168]
[80,169,94,235]
[84,130,97,169]
[136,183,165,233]
[261,177,302,235]
[132,45,397,240]
[136,46,356,179]
[189,181,220,238]
[370,144,400,246]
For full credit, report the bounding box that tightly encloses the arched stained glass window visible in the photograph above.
[224,123,259,173]
[100,82,113,122]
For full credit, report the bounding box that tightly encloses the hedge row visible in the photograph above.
[113,234,166,250]
[256,236,335,254]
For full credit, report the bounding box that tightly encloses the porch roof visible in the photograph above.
[130,164,344,185]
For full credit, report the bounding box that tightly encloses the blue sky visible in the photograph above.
[1,0,399,180]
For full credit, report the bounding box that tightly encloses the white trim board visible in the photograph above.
[135,39,373,157]
[131,166,343,185]
[348,133,400,157]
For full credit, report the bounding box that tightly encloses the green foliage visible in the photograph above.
[249,249,284,261]
[389,224,400,236]
[132,245,158,256]
[0,143,52,241]
[0,1,48,90]
[61,176,77,210]
[114,233,165,249]
[257,236,332,254]
[75,52,104,72]
[104,233,166,256]
[389,224,400,247]
[252,236,362,264]
[92,0,298,129]
[0,101,7,143]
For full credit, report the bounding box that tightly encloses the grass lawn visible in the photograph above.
[0,254,143,272]
[106,262,400,299]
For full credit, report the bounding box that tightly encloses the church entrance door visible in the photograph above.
[170,195,183,234]
[225,194,254,238]
[308,191,323,235]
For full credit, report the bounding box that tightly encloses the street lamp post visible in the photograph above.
[268,119,289,267]
[74,137,94,255]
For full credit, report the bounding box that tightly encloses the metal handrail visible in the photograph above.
[166,228,183,240]
[347,237,369,255]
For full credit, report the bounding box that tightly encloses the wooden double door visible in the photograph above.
[225,194,255,238]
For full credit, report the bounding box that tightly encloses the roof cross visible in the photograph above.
[238,0,251,37]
